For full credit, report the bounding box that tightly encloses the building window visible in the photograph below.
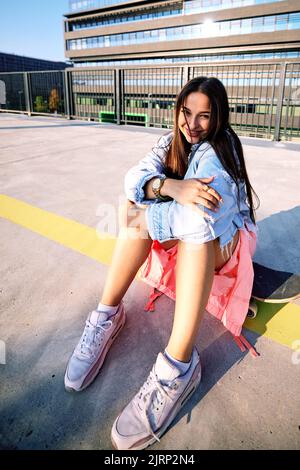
[73,49,300,68]
[68,12,300,51]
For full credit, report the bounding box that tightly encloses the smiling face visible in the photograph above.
[178,91,211,144]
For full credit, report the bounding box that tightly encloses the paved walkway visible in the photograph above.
[0,113,300,450]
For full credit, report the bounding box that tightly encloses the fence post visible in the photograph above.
[115,69,122,125]
[64,70,71,119]
[24,72,32,116]
[274,63,287,141]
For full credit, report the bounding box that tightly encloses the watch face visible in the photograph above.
[153,178,161,190]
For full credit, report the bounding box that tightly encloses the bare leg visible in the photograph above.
[100,200,237,360]
[100,202,153,306]
[166,240,215,362]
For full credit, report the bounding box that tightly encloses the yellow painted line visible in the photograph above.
[0,194,116,266]
[1,194,300,351]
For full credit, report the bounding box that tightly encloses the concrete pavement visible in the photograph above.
[0,113,300,450]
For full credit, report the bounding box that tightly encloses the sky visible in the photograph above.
[0,0,70,62]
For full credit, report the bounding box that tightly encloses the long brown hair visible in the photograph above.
[162,76,259,224]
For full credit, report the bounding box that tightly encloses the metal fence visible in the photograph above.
[0,62,299,141]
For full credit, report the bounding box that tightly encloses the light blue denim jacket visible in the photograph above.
[124,131,257,251]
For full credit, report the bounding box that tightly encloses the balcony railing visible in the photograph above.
[0,62,299,141]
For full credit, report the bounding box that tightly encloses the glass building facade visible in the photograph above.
[62,0,300,141]
[69,0,284,14]
[69,0,131,13]
[0,52,70,73]
[1,1,299,141]
[68,0,284,31]
[67,12,300,51]
[64,0,300,69]
[73,50,300,68]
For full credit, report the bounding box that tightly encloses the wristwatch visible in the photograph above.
[152,176,170,201]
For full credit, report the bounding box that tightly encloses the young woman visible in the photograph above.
[64,76,259,450]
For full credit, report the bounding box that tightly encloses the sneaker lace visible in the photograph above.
[136,369,176,443]
[76,311,112,359]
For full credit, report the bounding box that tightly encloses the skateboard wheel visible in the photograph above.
[247,299,258,319]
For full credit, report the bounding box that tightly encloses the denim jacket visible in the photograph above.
[124,131,257,251]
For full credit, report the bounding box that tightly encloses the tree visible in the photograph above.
[34,96,48,113]
[48,88,60,113]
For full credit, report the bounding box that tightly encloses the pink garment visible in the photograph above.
[138,225,258,357]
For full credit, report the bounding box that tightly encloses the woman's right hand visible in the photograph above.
[163,176,223,218]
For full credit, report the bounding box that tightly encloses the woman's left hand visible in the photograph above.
[164,176,222,217]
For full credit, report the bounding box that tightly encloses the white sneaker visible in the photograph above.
[64,301,126,392]
[111,347,201,450]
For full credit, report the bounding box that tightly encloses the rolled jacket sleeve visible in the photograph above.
[124,132,173,205]
[145,146,238,244]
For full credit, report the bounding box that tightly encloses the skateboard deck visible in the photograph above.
[247,262,300,318]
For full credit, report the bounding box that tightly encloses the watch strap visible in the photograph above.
[152,176,170,201]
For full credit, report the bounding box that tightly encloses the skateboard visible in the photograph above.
[247,262,300,318]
